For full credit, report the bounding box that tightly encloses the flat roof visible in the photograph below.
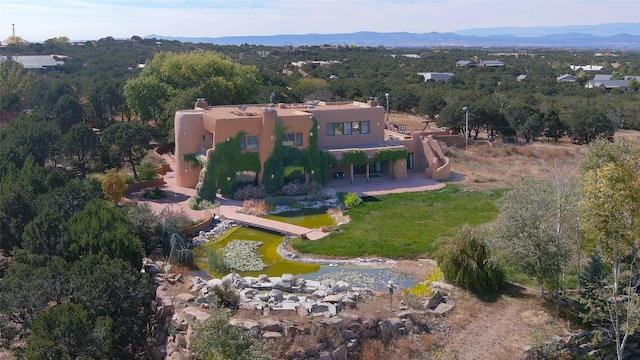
[198,100,378,119]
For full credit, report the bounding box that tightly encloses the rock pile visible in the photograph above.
[144,260,453,360]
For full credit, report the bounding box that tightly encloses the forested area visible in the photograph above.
[0,36,639,358]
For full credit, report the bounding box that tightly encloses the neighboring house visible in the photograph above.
[0,54,63,70]
[479,59,504,67]
[417,72,454,82]
[570,65,604,71]
[173,98,451,188]
[593,74,612,81]
[585,79,630,91]
[402,54,421,59]
[291,60,341,68]
[517,75,527,81]
[624,75,640,82]
[557,74,577,83]
[456,60,476,67]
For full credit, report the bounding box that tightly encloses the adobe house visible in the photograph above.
[174,98,450,188]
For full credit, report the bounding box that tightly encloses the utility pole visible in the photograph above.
[385,92,390,124]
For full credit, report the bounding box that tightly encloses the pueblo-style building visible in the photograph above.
[174,98,450,188]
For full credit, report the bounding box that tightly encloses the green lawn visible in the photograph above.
[290,185,502,259]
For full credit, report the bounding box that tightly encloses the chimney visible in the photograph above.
[367,97,379,107]
[195,98,208,109]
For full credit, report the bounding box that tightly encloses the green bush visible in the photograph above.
[342,192,362,208]
[189,196,217,210]
[265,196,296,207]
[435,226,504,295]
[143,187,166,199]
[137,162,158,181]
[208,283,240,309]
[190,311,273,360]
[207,248,230,274]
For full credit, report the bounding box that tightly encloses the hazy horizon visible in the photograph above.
[1,0,640,43]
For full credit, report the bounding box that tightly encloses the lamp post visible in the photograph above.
[462,106,469,150]
[387,280,395,311]
[385,93,390,123]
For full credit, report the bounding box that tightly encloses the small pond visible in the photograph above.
[261,207,334,229]
[194,208,419,292]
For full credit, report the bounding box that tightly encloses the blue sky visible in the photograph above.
[1,0,638,42]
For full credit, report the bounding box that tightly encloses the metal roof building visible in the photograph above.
[0,55,61,70]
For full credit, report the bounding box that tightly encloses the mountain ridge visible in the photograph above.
[147,29,640,50]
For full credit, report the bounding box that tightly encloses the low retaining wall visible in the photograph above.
[184,210,213,236]
[124,177,166,194]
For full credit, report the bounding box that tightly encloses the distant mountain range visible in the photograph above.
[147,23,640,50]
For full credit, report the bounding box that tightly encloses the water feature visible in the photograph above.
[194,208,419,291]
[262,207,334,228]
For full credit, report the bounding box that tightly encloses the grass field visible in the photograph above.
[289,185,502,258]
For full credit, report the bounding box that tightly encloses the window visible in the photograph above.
[326,123,335,136]
[247,136,259,150]
[327,121,370,136]
[282,133,294,146]
[334,123,344,135]
[282,133,303,146]
[352,122,361,134]
[239,137,246,150]
[343,122,352,135]
[361,121,369,134]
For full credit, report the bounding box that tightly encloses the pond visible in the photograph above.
[193,208,419,292]
[262,207,335,229]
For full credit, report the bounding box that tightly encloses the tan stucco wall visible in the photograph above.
[175,109,205,187]
[173,100,447,189]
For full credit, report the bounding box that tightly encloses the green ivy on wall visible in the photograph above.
[341,149,369,166]
[182,153,203,168]
[374,148,408,163]
[262,121,286,194]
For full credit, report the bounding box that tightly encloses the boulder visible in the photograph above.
[426,290,444,310]
[269,289,284,302]
[259,318,283,333]
[322,294,344,303]
[262,331,283,339]
[184,307,212,324]
[378,319,393,339]
[174,293,195,302]
[332,344,346,360]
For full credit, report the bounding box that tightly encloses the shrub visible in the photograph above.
[265,196,296,207]
[242,199,272,215]
[342,192,362,208]
[137,162,158,181]
[435,225,504,295]
[208,283,241,309]
[190,311,273,360]
[234,184,266,200]
[189,196,217,210]
[281,180,304,196]
[207,248,230,274]
[143,187,166,199]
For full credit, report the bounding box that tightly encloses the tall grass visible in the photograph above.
[290,185,502,258]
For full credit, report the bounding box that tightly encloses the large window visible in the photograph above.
[282,133,303,146]
[326,121,370,136]
[240,136,259,150]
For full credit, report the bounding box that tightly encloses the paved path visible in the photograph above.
[126,153,444,240]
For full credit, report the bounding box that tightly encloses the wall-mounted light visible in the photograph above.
[227,177,231,181]
[271,174,275,179]
[184,168,188,173]
[270,135,274,140]
[310,132,313,137]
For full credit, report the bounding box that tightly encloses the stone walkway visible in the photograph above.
[125,154,445,239]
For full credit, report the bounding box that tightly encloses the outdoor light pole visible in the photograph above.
[387,280,395,311]
[385,92,390,123]
[462,106,469,150]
